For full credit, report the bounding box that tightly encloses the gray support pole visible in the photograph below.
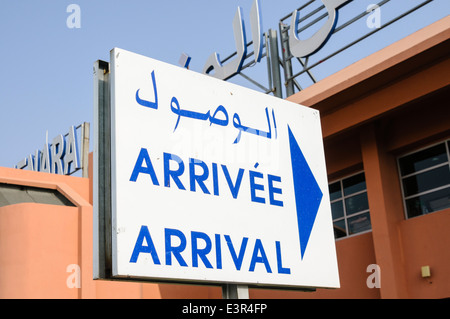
[81,122,90,178]
[93,60,112,279]
[279,23,295,97]
[267,29,283,99]
[222,284,250,299]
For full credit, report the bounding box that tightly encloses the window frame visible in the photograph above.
[397,138,450,220]
[329,171,372,240]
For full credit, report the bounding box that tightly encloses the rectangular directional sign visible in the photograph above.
[96,48,339,289]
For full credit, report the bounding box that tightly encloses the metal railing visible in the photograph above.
[198,0,438,99]
[279,0,434,96]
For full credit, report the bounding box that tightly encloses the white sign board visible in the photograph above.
[104,48,339,289]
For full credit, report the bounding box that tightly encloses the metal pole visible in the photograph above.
[265,32,273,93]
[81,122,90,178]
[267,29,283,99]
[93,60,112,279]
[222,284,249,299]
[279,23,296,96]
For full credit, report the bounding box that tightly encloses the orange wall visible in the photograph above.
[280,16,450,299]
[250,233,379,299]
[0,167,220,299]
[400,210,450,299]
[0,203,79,298]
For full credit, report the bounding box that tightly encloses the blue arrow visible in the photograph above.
[288,125,323,260]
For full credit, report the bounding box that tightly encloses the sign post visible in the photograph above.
[94,48,339,293]
[222,284,249,299]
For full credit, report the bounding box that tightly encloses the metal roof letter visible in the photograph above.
[289,0,351,58]
[203,6,247,80]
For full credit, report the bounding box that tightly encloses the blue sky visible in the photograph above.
[0,0,448,172]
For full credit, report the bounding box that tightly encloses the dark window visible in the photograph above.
[398,141,450,218]
[329,172,371,239]
[0,183,75,207]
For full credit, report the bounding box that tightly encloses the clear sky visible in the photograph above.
[0,0,448,172]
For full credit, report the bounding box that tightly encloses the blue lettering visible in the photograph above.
[268,174,283,207]
[222,165,244,199]
[130,150,284,207]
[215,234,222,269]
[212,163,219,196]
[249,239,272,273]
[163,152,186,190]
[129,225,161,264]
[249,170,265,204]
[130,226,291,277]
[191,231,213,268]
[129,148,160,185]
[189,158,210,194]
[276,241,291,274]
[164,228,188,266]
[225,235,248,271]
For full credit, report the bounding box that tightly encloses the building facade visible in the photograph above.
[0,16,449,299]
